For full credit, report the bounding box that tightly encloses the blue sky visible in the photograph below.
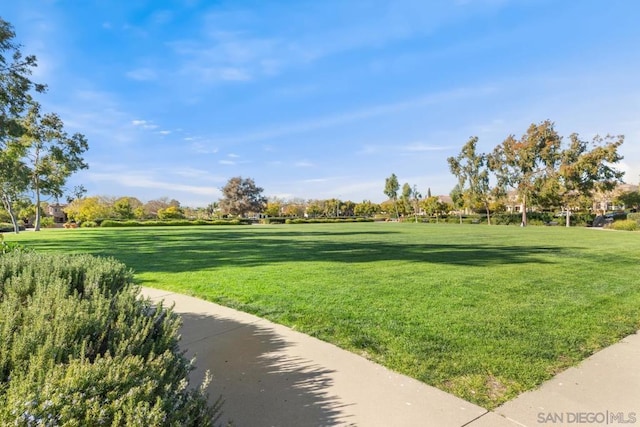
[4,0,640,206]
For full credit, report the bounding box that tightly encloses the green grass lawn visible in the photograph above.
[4,223,640,408]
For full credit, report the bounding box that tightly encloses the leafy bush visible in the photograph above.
[628,212,640,224]
[608,219,639,231]
[80,220,98,228]
[0,234,28,254]
[282,217,373,224]
[40,217,56,228]
[100,219,244,227]
[0,252,223,426]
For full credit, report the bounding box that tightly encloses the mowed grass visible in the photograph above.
[5,223,640,408]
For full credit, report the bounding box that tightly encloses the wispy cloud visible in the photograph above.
[206,85,497,144]
[294,161,314,168]
[126,68,158,81]
[402,143,454,152]
[88,169,221,197]
[131,119,158,130]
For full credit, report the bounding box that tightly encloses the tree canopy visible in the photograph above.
[0,18,88,232]
[219,176,267,217]
[383,173,400,218]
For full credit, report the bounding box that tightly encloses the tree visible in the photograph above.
[616,189,640,211]
[488,121,562,226]
[157,205,185,220]
[64,196,111,224]
[448,136,494,225]
[384,173,400,219]
[400,183,412,217]
[219,176,266,217]
[354,200,380,217]
[552,133,624,226]
[264,200,282,217]
[422,196,446,223]
[0,18,46,143]
[0,141,29,232]
[113,196,143,220]
[18,102,88,230]
[65,184,87,203]
[0,19,45,233]
[450,184,465,224]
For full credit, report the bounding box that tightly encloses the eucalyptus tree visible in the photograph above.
[448,136,493,225]
[19,102,89,230]
[0,18,45,233]
[1,19,88,231]
[383,173,400,219]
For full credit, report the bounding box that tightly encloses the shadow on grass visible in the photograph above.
[19,227,570,275]
[176,310,355,427]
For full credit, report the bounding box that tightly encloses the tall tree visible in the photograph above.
[0,143,29,232]
[384,173,400,219]
[0,18,46,142]
[553,133,624,226]
[448,136,494,225]
[400,182,412,217]
[422,196,445,223]
[449,184,465,224]
[19,102,89,230]
[488,121,562,226]
[219,176,267,217]
[0,18,45,233]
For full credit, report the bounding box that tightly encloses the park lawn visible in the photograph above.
[4,223,640,408]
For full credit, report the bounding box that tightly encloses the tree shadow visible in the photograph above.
[21,227,573,275]
[177,310,356,426]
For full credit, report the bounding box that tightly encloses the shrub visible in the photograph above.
[0,235,28,254]
[0,252,223,426]
[80,221,98,228]
[40,217,56,228]
[608,219,639,231]
[628,212,640,224]
[100,219,245,227]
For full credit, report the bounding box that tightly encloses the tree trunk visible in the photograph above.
[393,199,399,220]
[521,194,527,226]
[458,211,462,224]
[34,183,41,231]
[485,203,491,226]
[1,195,20,234]
[565,207,571,227]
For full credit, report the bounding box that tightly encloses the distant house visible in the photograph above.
[593,183,639,213]
[47,204,68,224]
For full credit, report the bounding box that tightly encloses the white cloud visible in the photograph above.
[205,85,497,144]
[126,68,158,81]
[219,160,236,165]
[295,161,314,168]
[131,119,158,130]
[88,170,221,197]
[402,143,454,152]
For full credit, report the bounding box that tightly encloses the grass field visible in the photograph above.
[4,223,640,408]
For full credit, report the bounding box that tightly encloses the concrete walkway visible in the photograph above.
[141,288,639,427]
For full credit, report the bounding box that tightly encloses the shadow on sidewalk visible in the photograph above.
[179,311,356,427]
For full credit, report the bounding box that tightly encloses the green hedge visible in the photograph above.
[628,212,640,224]
[284,217,374,224]
[608,219,639,231]
[100,219,244,227]
[0,252,222,426]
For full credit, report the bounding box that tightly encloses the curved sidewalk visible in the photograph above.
[141,288,639,427]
